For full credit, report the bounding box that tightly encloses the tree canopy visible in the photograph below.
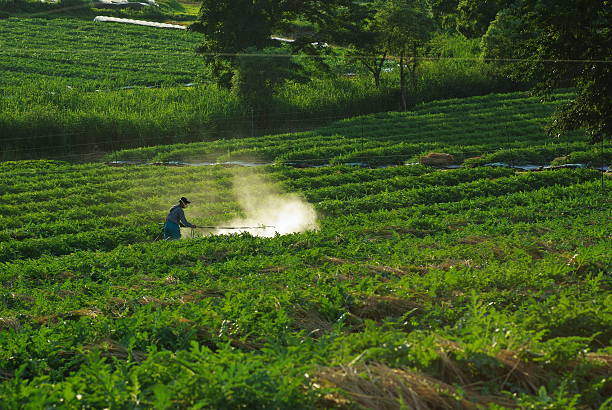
[483,0,611,141]
[191,0,610,139]
[191,0,353,88]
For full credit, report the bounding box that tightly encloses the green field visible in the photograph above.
[0,17,518,160]
[109,90,610,167]
[0,92,610,408]
[0,17,202,88]
[0,17,395,158]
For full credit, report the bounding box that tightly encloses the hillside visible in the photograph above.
[1,17,520,160]
[0,17,202,88]
[0,92,610,407]
[110,90,609,168]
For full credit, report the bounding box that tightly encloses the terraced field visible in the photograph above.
[0,17,202,88]
[111,90,610,168]
[1,17,519,160]
[0,92,610,408]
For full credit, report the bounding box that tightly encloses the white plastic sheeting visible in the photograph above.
[271,36,328,47]
[93,16,186,30]
[94,0,157,8]
[106,161,609,172]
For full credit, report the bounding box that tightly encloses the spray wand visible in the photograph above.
[192,225,276,230]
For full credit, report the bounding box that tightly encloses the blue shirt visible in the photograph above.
[165,204,194,227]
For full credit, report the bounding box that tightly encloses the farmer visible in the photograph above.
[164,197,197,240]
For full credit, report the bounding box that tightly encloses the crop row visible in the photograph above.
[319,94,571,133]
[318,169,602,216]
[0,225,162,263]
[0,167,601,263]
[0,164,608,408]
[324,179,606,235]
[303,167,515,202]
[0,190,239,231]
[463,142,600,166]
[0,165,230,204]
[149,131,583,167]
[1,180,605,285]
[322,112,548,141]
[0,169,232,213]
[0,167,504,252]
[104,92,587,166]
[277,164,433,190]
[0,18,201,88]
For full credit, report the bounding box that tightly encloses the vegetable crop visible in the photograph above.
[0,92,609,408]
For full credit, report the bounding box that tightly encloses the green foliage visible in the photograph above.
[456,0,508,38]
[373,0,436,109]
[192,0,353,89]
[549,148,612,167]
[192,0,277,88]
[482,0,612,142]
[430,0,459,31]
[0,91,609,408]
[1,18,521,158]
[231,46,303,111]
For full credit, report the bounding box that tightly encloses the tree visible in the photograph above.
[482,0,611,141]
[375,0,435,110]
[337,2,389,88]
[192,0,353,88]
[231,46,302,117]
[430,0,459,32]
[456,0,508,38]
[191,0,278,88]
[427,0,508,38]
[338,0,435,102]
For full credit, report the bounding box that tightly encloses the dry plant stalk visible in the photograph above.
[458,235,488,245]
[164,275,180,285]
[85,338,148,362]
[317,363,517,409]
[260,266,287,273]
[7,293,34,305]
[350,295,420,321]
[420,153,456,166]
[180,288,225,303]
[63,308,102,320]
[292,306,333,336]
[434,339,545,394]
[586,352,612,368]
[324,256,354,265]
[138,295,169,307]
[366,264,407,275]
[0,317,20,331]
[495,349,545,393]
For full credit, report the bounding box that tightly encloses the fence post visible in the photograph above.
[601,136,606,192]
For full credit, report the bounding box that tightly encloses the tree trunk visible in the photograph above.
[373,62,381,88]
[399,49,407,111]
[373,52,387,88]
[362,53,387,88]
[409,44,418,95]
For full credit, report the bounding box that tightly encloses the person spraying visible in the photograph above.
[164,197,197,240]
